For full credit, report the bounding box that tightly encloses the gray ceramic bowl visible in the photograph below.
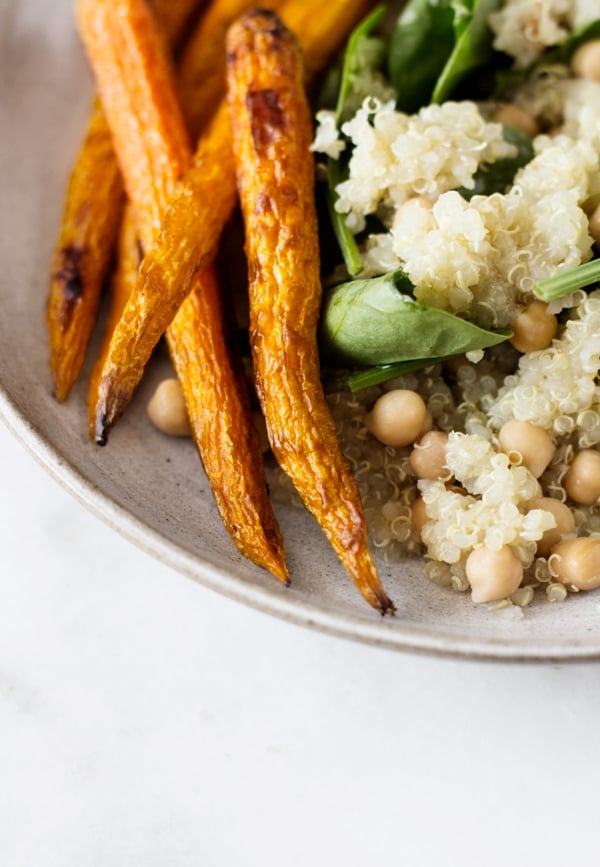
[3,0,600,662]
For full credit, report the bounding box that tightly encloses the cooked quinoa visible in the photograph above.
[489,0,600,68]
[313,100,600,328]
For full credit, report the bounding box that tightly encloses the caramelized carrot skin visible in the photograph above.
[177,0,288,140]
[92,103,237,441]
[88,203,141,437]
[47,98,123,402]
[47,0,204,401]
[226,11,394,614]
[75,0,193,247]
[168,271,287,580]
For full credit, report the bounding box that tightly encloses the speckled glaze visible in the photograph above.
[2,0,600,661]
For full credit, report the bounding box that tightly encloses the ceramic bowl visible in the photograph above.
[3,0,600,661]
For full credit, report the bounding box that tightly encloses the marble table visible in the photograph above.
[1,417,599,866]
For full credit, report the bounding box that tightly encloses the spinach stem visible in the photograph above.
[534,259,600,301]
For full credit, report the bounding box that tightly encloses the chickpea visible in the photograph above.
[498,419,555,478]
[364,389,430,448]
[493,103,539,138]
[408,431,449,480]
[525,496,576,557]
[466,545,523,603]
[509,300,557,353]
[147,378,192,437]
[551,537,600,591]
[410,496,428,537]
[571,39,600,82]
[392,195,435,230]
[588,203,600,246]
[564,449,600,505]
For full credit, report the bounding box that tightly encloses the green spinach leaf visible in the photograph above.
[324,5,388,277]
[432,0,502,103]
[320,270,510,367]
[335,4,389,123]
[387,0,456,113]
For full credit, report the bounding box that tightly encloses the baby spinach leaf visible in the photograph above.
[387,0,502,111]
[432,0,502,103]
[320,270,510,367]
[387,0,456,113]
[335,4,389,123]
[458,125,534,199]
[326,158,363,277]
[323,5,388,277]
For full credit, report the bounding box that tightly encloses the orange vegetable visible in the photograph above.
[88,204,141,432]
[75,0,193,246]
[47,0,204,401]
[226,10,394,614]
[177,0,288,141]
[92,102,237,440]
[47,98,123,402]
[77,0,287,582]
[91,0,380,443]
[167,272,287,581]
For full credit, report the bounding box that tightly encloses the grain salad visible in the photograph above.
[277,0,600,616]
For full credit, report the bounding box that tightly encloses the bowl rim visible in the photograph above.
[3,380,600,664]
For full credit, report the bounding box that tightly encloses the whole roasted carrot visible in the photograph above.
[226,10,394,614]
[77,0,287,583]
[47,0,204,401]
[167,273,287,582]
[47,98,123,402]
[91,0,377,444]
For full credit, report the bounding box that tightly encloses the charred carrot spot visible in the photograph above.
[54,245,85,329]
[247,89,285,151]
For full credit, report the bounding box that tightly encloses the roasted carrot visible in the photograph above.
[88,204,141,432]
[47,98,123,402]
[167,273,287,581]
[47,0,204,401]
[75,0,193,246]
[91,0,378,443]
[92,101,237,440]
[77,0,287,582]
[177,0,288,141]
[226,10,394,614]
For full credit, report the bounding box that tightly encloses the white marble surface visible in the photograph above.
[2,417,600,866]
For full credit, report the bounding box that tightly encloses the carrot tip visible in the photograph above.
[94,414,109,446]
[380,598,396,617]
